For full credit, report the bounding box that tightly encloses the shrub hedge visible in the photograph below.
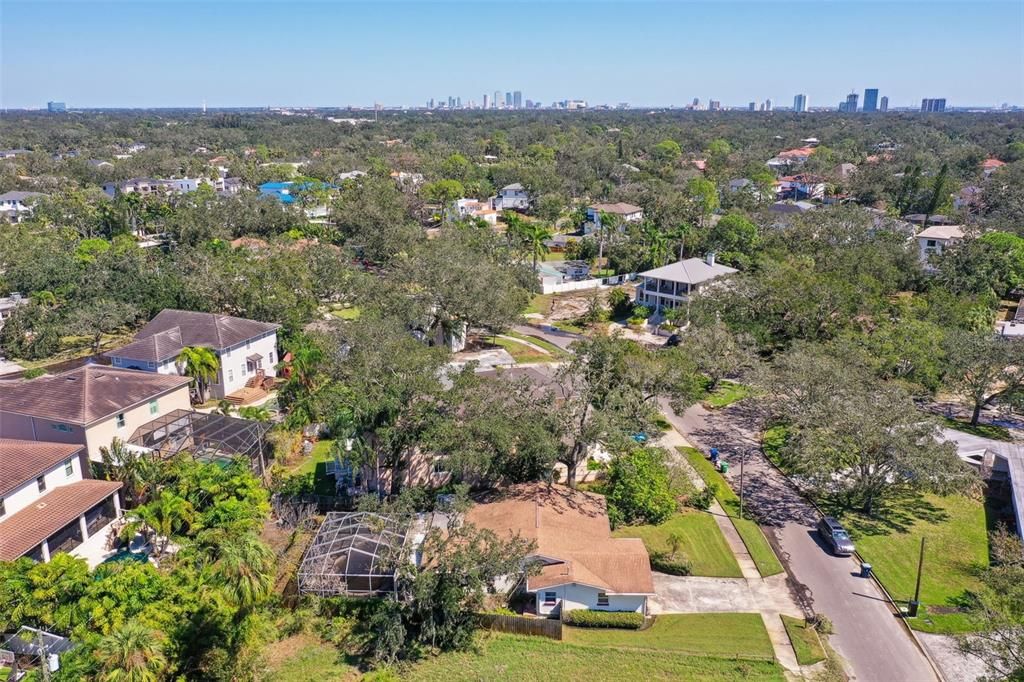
[563,610,644,629]
[649,551,692,576]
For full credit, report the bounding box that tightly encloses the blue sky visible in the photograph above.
[2,1,1021,108]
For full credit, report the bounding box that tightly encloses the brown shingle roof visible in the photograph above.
[0,439,85,497]
[0,365,191,425]
[465,483,654,595]
[590,202,643,215]
[107,309,280,362]
[0,479,121,561]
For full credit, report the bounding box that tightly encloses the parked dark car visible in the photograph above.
[817,517,855,556]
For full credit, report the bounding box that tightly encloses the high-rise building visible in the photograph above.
[845,92,859,112]
[483,94,489,110]
[880,96,889,112]
[921,98,947,112]
[748,102,756,111]
[793,94,807,112]
[764,98,773,111]
[505,92,512,107]
[428,98,434,109]
[709,100,721,111]
[493,91,500,109]
[47,101,66,113]
[863,88,879,112]
[513,91,522,109]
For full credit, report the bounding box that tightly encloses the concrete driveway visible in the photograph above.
[662,399,939,682]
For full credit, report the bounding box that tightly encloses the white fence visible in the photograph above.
[540,273,636,295]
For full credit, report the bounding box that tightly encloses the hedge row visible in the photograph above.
[650,551,692,576]
[563,610,644,629]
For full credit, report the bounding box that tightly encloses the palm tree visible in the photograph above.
[120,490,195,557]
[596,211,621,265]
[669,223,693,261]
[94,622,169,682]
[189,529,275,610]
[99,438,160,508]
[216,399,234,416]
[643,222,670,268]
[176,346,219,404]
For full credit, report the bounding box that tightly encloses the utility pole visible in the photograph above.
[909,537,926,617]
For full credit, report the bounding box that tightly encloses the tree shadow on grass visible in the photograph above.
[818,490,950,537]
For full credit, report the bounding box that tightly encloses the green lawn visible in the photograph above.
[0,668,38,682]
[613,510,743,578]
[490,336,552,364]
[524,293,554,315]
[680,448,785,577]
[406,633,784,682]
[264,637,358,681]
[551,320,585,334]
[761,425,790,468]
[564,613,775,661]
[941,417,1012,442]
[329,306,361,321]
[703,381,754,409]
[780,616,827,666]
[284,439,338,495]
[504,330,568,358]
[841,493,990,634]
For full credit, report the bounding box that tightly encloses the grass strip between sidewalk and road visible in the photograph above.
[780,615,827,666]
[680,447,785,577]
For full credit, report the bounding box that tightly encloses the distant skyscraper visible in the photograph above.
[47,101,66,113]
[764,98,773,111]
[921,98,947,112]
[483,94,489,109]
[880,96,889,112]
[845,92,859,112]
[513,91,522,109]
[793,94,807,112]
[709,100,721,111]
[428,98,434,109]
[493,91,500,109]
[748,102,756,111]
[505,91,512,107]
[863,88,879,112]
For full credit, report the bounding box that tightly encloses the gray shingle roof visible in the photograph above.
[108,309,280,362]
[0,365,191,425]
[0,191,45,202]
[638,258,738,285]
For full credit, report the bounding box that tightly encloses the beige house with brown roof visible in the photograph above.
[466,483,654,617]
[0,439,122,565]
[0,365,191,463]
[584,202,644,234]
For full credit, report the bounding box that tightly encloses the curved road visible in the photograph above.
[662,398,938,682]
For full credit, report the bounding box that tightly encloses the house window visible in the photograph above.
[543,592,557,606]
[227,369,234,383]
[51,423,73,433]
[37,476,46,493]
[0,498,5,518]
[147,361,156,370]
[268,351,274,364]
[241,363,247,376]
[112,357,122,367]
[64,458,74,476]
[149,400,159,415]
[116,413,126,428]
[926,239,937,247]
[597,592,609,607]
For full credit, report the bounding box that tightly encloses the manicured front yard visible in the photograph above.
[841,493,990,633]
[407,633,784,681]
[680,448,785,577]
[703,381,754,409]
[613,510,743,578]
[941,417,1012,442]
[564,613,775,661]
[780,615,826,666]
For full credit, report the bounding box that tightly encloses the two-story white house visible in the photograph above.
[105,309,281,401]
[584,202,644,234]
[0,365,192,463]
[0,439,124,566]
[466,483,654,617]
[493,183,531,211]
[102,177,175,198]
[0,191,46,223]
[635,254,738,313]
[454,198,499,225]
[917,224,965,269]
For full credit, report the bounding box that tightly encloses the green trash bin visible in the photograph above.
[720,461,729,473]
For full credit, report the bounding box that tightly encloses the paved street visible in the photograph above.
[661,398,939,682]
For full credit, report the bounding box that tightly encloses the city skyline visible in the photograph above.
[2,1,1021,109]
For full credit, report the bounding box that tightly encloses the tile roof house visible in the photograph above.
[0,365,191,462]
[0,439,122,565]
[767,146,816,169]
[0,190,46,223]
[917,224,965,269]
[584,202,644,234]
[465,483,654,616]
[982,158,1006,176]
[635,254,738,313]
[106,309,280,401]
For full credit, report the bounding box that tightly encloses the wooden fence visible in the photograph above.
[477,613,562,640]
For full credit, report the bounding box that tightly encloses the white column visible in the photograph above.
[79,513,90,540]
[40,539,51,562]
[113,491,122,517]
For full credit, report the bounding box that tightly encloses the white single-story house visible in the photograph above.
[0,439,122,566]
[106,309,281,401]
[584,202,644,234]
[466,483,654,617]
[635,255,738,312]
